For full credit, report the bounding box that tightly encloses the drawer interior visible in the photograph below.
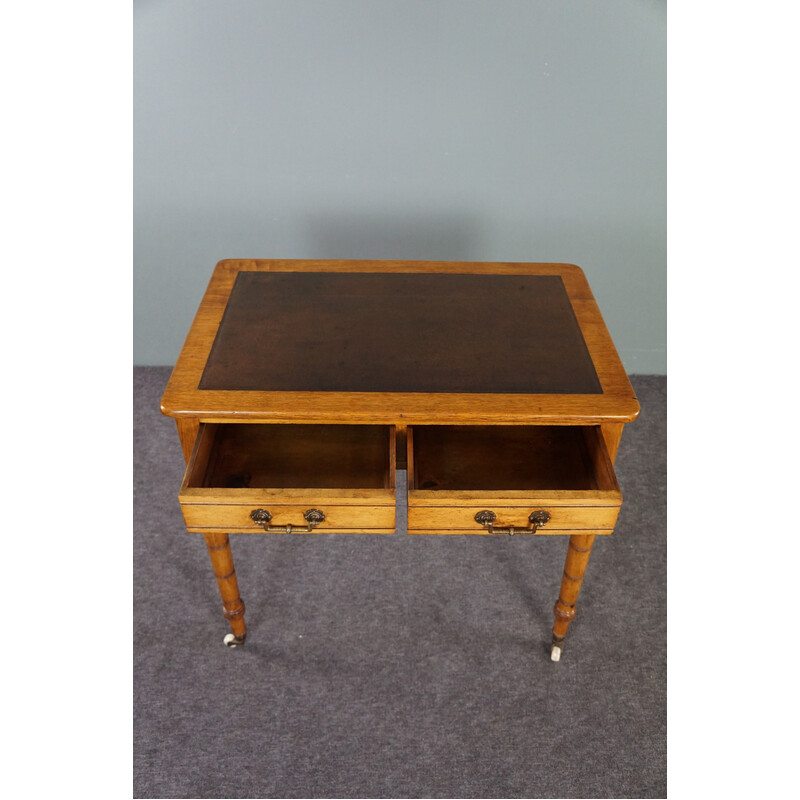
[186,424,395,490]
[408,425,615,492]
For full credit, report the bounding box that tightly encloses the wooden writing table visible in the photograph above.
[161,260,639,661]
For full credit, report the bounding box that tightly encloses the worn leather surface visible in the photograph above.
[199,272,602,394]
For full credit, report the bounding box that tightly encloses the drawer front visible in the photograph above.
[407,425,622,535]
[181,499,395,534]
[407,502,619,535]
[179,422,396,534]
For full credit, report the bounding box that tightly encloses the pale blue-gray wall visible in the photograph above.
[134,0,665,372]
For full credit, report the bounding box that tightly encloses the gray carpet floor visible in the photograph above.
[133,369,666,799]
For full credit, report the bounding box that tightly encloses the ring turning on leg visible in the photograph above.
[204,532,247,647]
[550,534,595,661]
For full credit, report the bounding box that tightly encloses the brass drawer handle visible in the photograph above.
[474,509,550,535]
[250,508,325,533]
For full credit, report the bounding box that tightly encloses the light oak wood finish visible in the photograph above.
[176,417,199,465]
[161,260,639,426]
[161,259,639,657]
[180,423,396,534]
[407,425,621,535]
[407,513,617,536]
[600,422,624,463]
[204,532,246,643]
[550,428,625,655]
[552,533,596,648]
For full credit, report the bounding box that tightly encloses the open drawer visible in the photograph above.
[180,424,396,534]
[407,425,621,535]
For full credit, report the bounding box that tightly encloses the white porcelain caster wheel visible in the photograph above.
[223,633,246,647]
[550,644,562,662]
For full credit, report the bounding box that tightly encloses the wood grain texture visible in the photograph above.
[552,534,596,642]
[408,528,612,537]
[182,503,396,534]
[408,425,617,492]
[406,425,621,534]
[175,417,199,465]
[600,423,624,463]
[188,423,395,490]
[204,532,246,639]
[180,423,396,533]
[161,260,639,425]
[406,506,619,534]
[162,259,638,655]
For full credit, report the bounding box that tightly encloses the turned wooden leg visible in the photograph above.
[204,532,247,647]
[550,533,595,661]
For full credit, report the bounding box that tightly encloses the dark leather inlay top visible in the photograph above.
[199,272,602,394]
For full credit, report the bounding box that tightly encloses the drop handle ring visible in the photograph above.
[250,508,325,533]
[474,509,550,535]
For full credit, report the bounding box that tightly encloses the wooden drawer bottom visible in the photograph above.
[407,425,622,535]
[180,423,396,534]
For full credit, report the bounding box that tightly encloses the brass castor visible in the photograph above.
[223,633,246,647]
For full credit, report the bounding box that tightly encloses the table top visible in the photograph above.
[161,260,639,424]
